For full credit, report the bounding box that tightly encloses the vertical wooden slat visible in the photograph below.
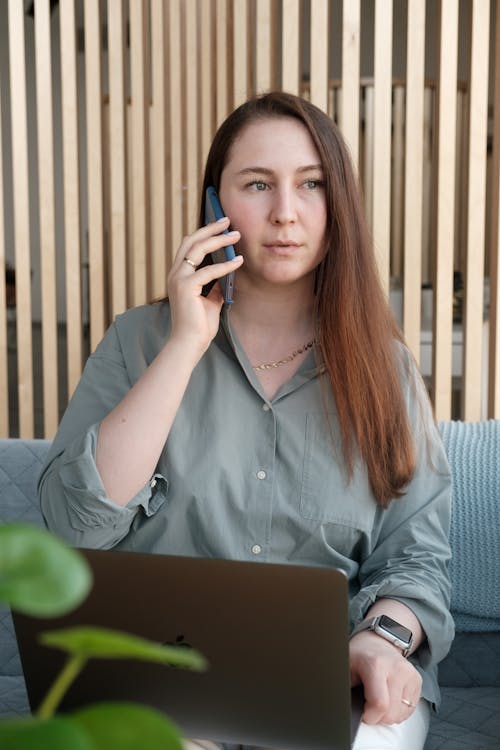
[233,0,249,107]
[391,86,404,280]
[184,0,199,231]
[0,71,8,436]
[129,0,149,306]
[167,0,183,259]
[9,0,34,437]
[35,0,59,437]
[199,0,214,167]
[341,0,360,169]
[309,0,328,112]
[363,84,375,229]
[60,0,83,399]
[215,0,229,126]
[108,0,127,316]
[372,0,393,294]
[462,0,490,421]
[403,0,426,361]
[84,0,106,353]
[255,0,276,93]
[489,0,500,417]
[281,0,300,95]
[150,0,168,297]
[433,0,459,420]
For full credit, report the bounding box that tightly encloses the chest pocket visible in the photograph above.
[300,413,377,533]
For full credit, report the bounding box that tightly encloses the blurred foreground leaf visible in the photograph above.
[0,715,93,750]
[0,524,92,616]
[40,625,208,670]
[73,702,183,750]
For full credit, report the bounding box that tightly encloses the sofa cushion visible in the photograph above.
[426,686,500,749]
[0,438,50,526]
[438,421,500,632]
[437,633,500,689]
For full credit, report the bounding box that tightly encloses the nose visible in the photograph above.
[269,185,297,225]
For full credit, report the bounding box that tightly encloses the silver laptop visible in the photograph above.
[13,550,363,750]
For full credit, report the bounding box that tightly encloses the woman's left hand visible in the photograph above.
[349,631,422,725]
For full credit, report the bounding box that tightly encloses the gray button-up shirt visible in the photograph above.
[39,302,454,707]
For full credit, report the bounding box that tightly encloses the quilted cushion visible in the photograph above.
[0,438,50,717]
[438,421,500,633]
[426,687,500,749]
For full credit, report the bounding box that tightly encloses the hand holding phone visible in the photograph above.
[204,186,237,304]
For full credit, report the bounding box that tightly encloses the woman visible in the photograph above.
[40,91,454,749]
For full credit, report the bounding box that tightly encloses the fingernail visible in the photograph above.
[232,255,243,261]
[227,230,240,236]
[217,216,229,222]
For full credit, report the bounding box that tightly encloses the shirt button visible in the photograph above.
[256,470,267,480]
[262,403,270,412]
[251,544,262,555]
[150,478,157,488]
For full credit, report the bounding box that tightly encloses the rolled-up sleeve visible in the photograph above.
[349,350,454,705]
[39,315,168,549]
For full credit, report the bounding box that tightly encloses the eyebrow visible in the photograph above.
[235,164,323,176]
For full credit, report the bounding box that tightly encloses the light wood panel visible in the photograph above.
[341,0,360,169]
[0,70,8,437]
[281,0,300,95]
[84,0,106,354]
[488,0,500,417]
[372,0,393,294]
[107,0,128,316]
[150,0,168,297]
[403,0,426,362]
[167,0,183,259]
[233,0,249,106]
[129,0,149,306]
[35,0,58,437]
[309,0,328,112]
[8,0,34,437]
[433,0,459,421]
[462,0,490,420]
[215,0,229,126]
[184,0,199,231]
[60,0,83,399]
[199,0,215,168]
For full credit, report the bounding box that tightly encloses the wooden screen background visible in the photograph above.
[1,0,500,438]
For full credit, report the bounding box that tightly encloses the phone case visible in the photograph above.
[205,186,236,304]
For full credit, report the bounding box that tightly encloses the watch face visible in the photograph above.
[378,615,412,645]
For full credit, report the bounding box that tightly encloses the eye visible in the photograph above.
[247,180,268,191]
[303,179,324,190]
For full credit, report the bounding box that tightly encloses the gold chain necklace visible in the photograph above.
[252,339,316,371]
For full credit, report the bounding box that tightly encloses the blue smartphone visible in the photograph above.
[204,186,236,304]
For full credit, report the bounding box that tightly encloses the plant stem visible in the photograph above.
[36,654,87,719]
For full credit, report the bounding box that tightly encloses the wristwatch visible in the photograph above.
[350,614,413,657]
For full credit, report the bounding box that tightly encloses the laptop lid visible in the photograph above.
[13,549,362,750]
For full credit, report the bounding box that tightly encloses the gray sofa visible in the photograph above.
[1,423,499,749]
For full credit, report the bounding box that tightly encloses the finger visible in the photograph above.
[360,675,391,725]
[171,218,232,270]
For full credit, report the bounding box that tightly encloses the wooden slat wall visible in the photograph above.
[2,0,499,437]
[462,0,490,420]
[8,0,34,437]
[432,0,459,421]
[403,0,426,363]
[372,0,393,294]
[84,0,106,355]
[489,1,500,418]
[340,0,360,170]
[34,0,58,437]
[0,71,8,436]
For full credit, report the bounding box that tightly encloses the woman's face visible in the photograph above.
[218,117,327,292]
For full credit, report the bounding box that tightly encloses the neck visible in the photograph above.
[229,278,316,341]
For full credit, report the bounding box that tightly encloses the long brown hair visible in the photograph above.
[200,91,415,507]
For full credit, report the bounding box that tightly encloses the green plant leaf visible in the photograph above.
[40,626,208,670]
[0,524,92,616]
[72,702,183,750]
[0,715,94,750]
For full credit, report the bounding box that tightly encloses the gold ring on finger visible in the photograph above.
[401,698,414,708]
[183,257,197,269]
